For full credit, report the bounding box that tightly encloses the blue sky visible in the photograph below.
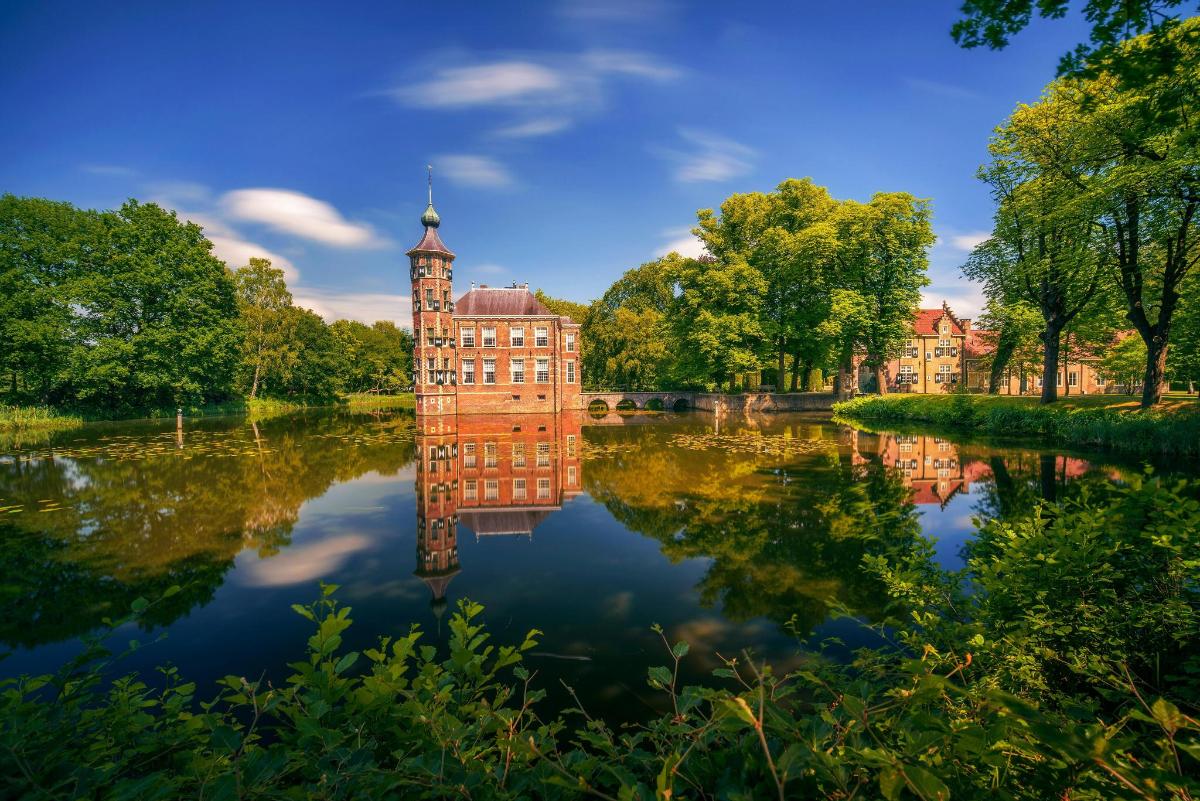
[0,0,1090,326]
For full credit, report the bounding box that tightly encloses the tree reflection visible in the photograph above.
[0,412,416,648]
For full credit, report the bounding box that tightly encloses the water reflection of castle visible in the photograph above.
[414,411,583,613]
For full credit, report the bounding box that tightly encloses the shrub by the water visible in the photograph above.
[833,393,1200,457]
[2,477,1198,799]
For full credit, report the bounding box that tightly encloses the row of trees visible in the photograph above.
[578,181,934,394]
[965,18,1200,407]
[0,195,412,415]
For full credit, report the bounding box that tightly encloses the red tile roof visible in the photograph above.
[406,226,455,257]
[455,287,557,317]
[913,308,964,336]
[458,508,555,536]
[964,329,996,358]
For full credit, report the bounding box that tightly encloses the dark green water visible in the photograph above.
[0,408,1186,720]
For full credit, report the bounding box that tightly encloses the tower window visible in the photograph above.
[482,327,497,347]
[425,288,434,304]
[510,327,525,347]
[483,358,497,384]
[535,327,549,347]
[535,358,550,383]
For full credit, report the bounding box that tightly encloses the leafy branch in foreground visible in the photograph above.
[2,475,1199,799]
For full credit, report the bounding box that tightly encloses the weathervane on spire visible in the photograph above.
[420,164,441,229]
[427,164,433,205]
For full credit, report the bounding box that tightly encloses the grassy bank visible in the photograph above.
[0,404,84,433]
[833,393,1200,457]
[341,392,415,410]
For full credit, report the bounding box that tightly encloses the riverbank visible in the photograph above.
[833,393,1200,457]
[0,405,85,450]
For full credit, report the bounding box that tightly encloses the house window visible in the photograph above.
[483,358,496,384]
[464,442,476,468]
[510,327,525,347]
[460,328,476,348]
[484,443,497,468]
[462,359,475,385]
[535,327,549,347]
[565,360,576,384]
[1097,374,1106,386]
[513,478,527,500]
[537,442,551,467]
[568,466,577,486]
[565,332,576,352]
[425,326,435,344]
[535,358,550,383]
[1056,373,1063,387]
[537,477,551,499]
[566,435,576,457]
[484,479,499,500]
[510,358,525,384]
[464,479,477,500]
[1068,372,1078,387]
[899,365,915,384]
[512,442,526,467]
[482,327,497,347]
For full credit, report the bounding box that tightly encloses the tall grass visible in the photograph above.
[833,393,1200,457]
[341,392,415,410]
[0,405,84,432]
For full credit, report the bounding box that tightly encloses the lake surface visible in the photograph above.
[0,408,1189,721]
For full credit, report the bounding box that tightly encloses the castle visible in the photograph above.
[409,183,582,415]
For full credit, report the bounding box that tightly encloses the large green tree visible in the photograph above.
[581,257,676,390]
[976,300,1044,393]
[330,319,414,393]
[233,258,293,399]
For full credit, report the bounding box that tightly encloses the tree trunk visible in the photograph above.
[1141,337,1168,407]
[250,362,261,399]
[777,338,786,394]
[1040,327,1061,404]
[874,362,888,396]
[988,336,1015,395]
[789,352,801,392]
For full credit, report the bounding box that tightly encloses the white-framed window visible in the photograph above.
[938,338,951,347]
[462,359,475,385]
[566,435,576,457]
[484,479,499,500]
[1056,372,1063,387]
[460,327,476,348]
[535,358,550,383]
[567,466,577,486]
[484,442,497,468]
[513,478,527,500]
[565,360,576,384]
[482,327,497,347]
[483,358,496,384]
[510,327,525,347]
[939,364,952,376]
[536,442,551,467]
[1068,372,1078,386]
[899,364,915,383]
[510,358,525,384]
[464,442,476,468]
[941,323,949,335]
[425,287,434,305]
[535,326,549,347]
[537,477,551,499]
[464,479,477,500]
[565,332,576,352]
[512,442,526,467]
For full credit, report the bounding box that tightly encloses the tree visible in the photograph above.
[67,200,240,413]
[273,307,342,400]
[1169,272,1200,391]
[1099,334,1149,393]
[665,255,767,391]
[533,289,589,325]
[833,193,934,395]
[582,257,676,390]
[976,301,1044,393]
[233,258,293,399]
[330,319,413,393]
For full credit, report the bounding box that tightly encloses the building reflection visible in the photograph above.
[413,411,584,614]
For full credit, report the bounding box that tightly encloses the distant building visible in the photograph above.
[869,303,968,393]
[408,185,581,415]
[964,327,1120,395]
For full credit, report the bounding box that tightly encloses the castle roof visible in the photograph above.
[913,308,965,336]
[407,225,455,258]
[458,508,557,537]
[455,285,557,317]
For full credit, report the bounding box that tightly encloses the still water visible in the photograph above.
[0,408,1186,720]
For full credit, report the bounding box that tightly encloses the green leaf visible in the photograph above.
[879,766,904,801]
[334,651,358,675]
[671,641,690,658]
[648,665,673,688]
[906,765,950,801]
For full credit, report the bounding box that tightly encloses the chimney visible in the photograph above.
[960,318,971,334]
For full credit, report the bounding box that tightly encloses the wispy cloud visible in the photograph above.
[904,77,979,100]
[470,263,509,276]
[240,535,374,587]
[221,188,390,249]
[290,288,413,328]
[922,285,985,319]
[948,231,990,252]
[81,164,138,177]
[393,49,680,138]
[436,155,514,189]
[655,226,706,259]
[557,0,676,23]
[491,117,573,139]
[657,128,756,183]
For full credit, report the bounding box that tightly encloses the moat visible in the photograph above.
[0,408,1192,721]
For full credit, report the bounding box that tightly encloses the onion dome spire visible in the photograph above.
[421,164,440,228]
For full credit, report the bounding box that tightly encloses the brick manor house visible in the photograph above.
[871,302,1112,395]
[409,189,582,415]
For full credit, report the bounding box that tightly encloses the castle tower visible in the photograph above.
[409,168,457,415]
[414,412,460,617]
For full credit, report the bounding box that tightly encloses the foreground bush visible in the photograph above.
[833,393,1200,457]
[2,477,1198,799]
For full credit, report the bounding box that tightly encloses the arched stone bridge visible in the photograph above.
[580,391,696,413]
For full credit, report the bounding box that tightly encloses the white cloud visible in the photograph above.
[240,535,374,587]
[208,234,300,283]
[470,263,509,276]
[922,285,986,319]
[394,50,679,138]
[492,117,573,138]
[948,231,990,252]
[659,128,756,183]
[221,188,389,248]
[557,0,675,22]
[145,180,212,204]
[291,288,413,329]
[81,164,137,177]
[436,155,514,189]
[656,226,706,259]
